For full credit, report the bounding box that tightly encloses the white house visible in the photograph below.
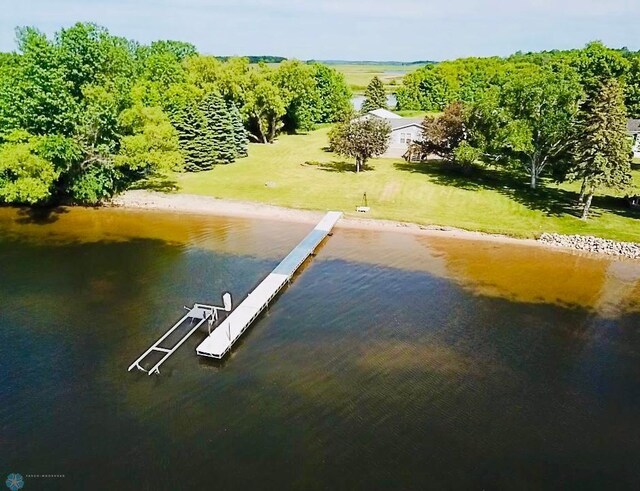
[628,119,640,158]
[359,109,423,158]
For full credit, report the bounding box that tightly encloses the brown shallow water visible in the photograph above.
[1,206,639,489]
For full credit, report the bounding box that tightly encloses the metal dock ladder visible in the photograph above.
[128,293,231,375]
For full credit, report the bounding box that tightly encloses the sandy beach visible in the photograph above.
[109,190,546,247]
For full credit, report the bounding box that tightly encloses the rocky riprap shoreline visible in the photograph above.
[538,233,640,259]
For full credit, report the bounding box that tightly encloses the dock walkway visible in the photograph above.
[196,211,342,359]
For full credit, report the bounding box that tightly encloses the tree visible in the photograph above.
[572,41,630,96]
[0,131,60,204]
[569,79,632,219]
[172,104,215,171]
[328,117,391,172]
[361,76,387,113]
[310,63,352,123]
[244,71,286,143]
[148,40,197,62]
[274,60,318,132]
[11,27,79,136]
[227,100,248,158]
[116,105,183,176]
[418,102,467,162]
[199,91,236,163]
[625,55,640,118]
[468,64,582,188]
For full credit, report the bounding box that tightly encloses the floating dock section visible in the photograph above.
[196,211,342,359]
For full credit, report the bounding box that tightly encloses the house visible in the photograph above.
[359,109,424,158]
[628,119,640,158]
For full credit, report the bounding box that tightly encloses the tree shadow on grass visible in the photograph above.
[394,160,583,218]
[302,160,371,173]
[13,206,70,224]
[598,195,640,221]
[128,176,179,193]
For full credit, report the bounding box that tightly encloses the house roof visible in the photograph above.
[388,118,424,131]
[367,108,403,119]
[628,119,640,134]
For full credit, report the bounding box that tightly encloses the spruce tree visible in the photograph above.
[200,92,236,164]
[228,100,249,158]
[172,105,216,171]
[361,76,388,113]
[570,78,632,219]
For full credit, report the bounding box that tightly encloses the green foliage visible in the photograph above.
[625,55,640,118]
[274,60,319,132]
[569,79,632,218]
[311,63,352,123]
[418,102,468,162]
[0,23,208,203]
[116,105,183,174]
[149,40,197,61]
[12,27,80,135]
[397,44,637,120]
[453,141,482,169]
[361,76,387,113]
[228,101,248,157]
[0,132,60,204]
[467,64,583,188]
[199,92,236,163]
[172,104,216,171]
[244,72,286,143]
[572,41,630,95]
[328,117,391,172]
[396,58,504,111]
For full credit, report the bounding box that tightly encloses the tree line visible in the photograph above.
[408,42,636,218]
[396,42,640,118]
[0,23,353,205]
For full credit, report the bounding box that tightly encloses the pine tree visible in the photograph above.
[200,92,236,164]
[570,78,632,219]
[172,105,216,171]
[361,76,388,113]
[228,100,248,158]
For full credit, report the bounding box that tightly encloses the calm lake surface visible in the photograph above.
[351,94,398,111]
[1,207,640,490]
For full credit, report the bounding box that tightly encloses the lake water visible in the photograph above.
[1,207,640,489]
[351,94,398,111]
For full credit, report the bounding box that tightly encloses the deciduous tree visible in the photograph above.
[419,102,467,162]
[328,117,391,172]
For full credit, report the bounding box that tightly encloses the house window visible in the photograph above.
[400,133,406,144]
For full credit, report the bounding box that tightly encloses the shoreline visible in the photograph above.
[109,190,638,260]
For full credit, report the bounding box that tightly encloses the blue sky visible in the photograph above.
[2,0,639,61]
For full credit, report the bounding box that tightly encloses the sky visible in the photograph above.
[1,0,639,61]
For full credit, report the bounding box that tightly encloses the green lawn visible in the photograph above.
[174,127,640,243]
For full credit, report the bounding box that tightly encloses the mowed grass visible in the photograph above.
[176,127,640,243]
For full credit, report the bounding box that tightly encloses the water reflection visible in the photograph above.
[1,206,639,489]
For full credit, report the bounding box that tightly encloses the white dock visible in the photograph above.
[196,211,342,359]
